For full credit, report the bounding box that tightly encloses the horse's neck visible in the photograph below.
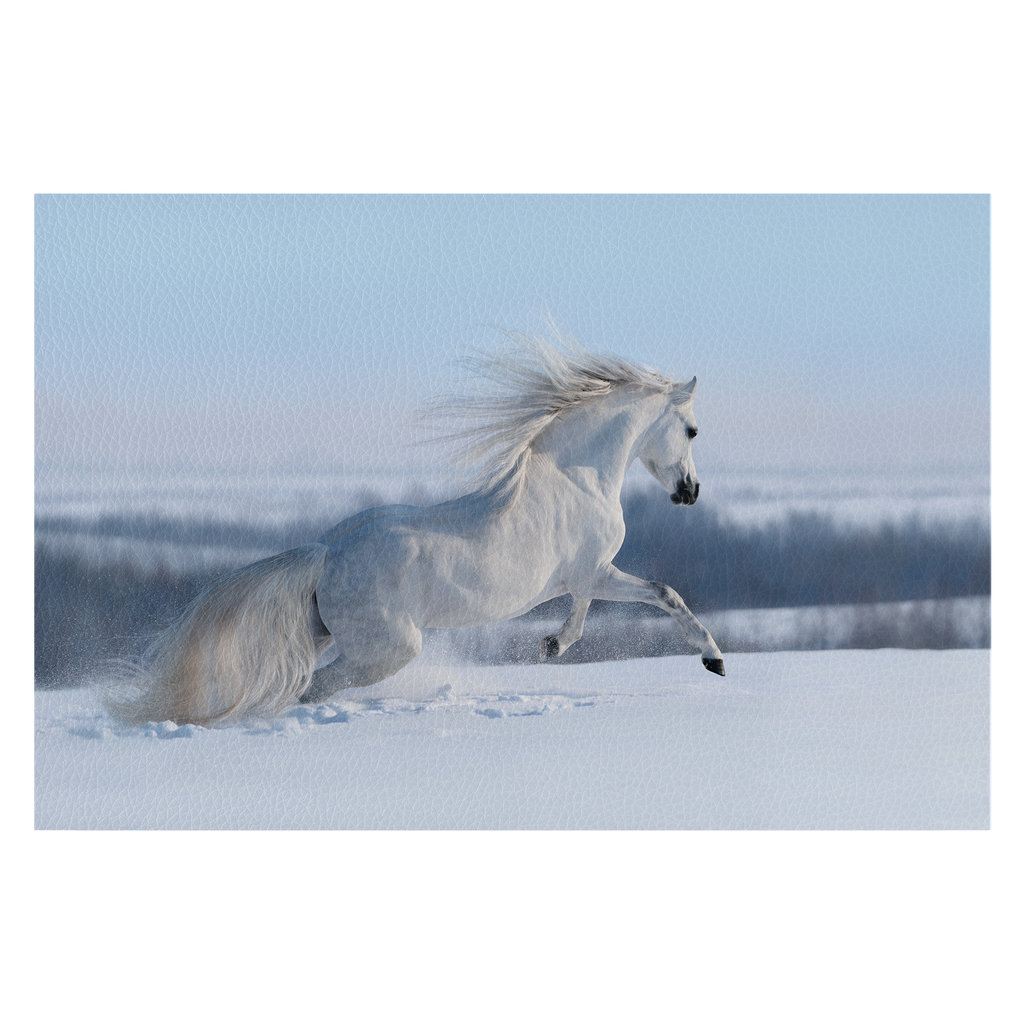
[528,390,661,501]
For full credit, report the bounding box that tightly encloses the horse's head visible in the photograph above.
[639,377,701,506]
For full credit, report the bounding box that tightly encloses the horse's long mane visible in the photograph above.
[424,327,678,511]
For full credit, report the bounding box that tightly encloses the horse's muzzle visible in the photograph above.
[671,480,699,506]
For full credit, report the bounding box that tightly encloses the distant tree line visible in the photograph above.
[614,492,990,612]
[34,549,219,687]
[35,488,990,687]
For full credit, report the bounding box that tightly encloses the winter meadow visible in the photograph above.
[35,195,990,829]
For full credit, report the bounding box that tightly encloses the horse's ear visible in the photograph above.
[671,376,697,405]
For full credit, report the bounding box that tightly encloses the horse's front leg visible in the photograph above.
[540,598,592,658]
[587,566,725,675]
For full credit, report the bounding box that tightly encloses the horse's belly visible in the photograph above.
[320,519,562,631]
[403,521,565,628]
[415,562,562,628]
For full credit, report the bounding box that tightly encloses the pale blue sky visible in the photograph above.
[36,194,989,475]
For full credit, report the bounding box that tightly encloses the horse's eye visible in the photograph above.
[687,427,698,440]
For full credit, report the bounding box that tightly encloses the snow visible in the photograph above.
[697,464,990,529]
[36,649,988,830]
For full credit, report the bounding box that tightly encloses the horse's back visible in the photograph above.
[316,502,435,548]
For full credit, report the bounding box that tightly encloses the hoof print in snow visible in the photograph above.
[702,657,726,677]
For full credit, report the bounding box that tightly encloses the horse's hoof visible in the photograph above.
[702,657,726,677]
[541,635,560,659]
[299,685,334,704]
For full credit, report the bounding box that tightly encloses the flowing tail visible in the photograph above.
[105,544,332,726]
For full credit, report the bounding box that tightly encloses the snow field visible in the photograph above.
[36,649,989,830]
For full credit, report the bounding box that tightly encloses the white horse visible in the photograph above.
[109,333,725,726]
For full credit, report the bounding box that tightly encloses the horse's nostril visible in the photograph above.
[694,482,700,499]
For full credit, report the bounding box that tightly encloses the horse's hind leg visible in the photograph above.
[299,607,423,704]
[540,598,592,658]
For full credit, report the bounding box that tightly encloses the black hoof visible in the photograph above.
[702,657,726,677]
[299,683,335,704]
[541,635,560,659]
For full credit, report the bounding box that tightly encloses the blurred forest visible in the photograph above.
[35,489,990,687]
